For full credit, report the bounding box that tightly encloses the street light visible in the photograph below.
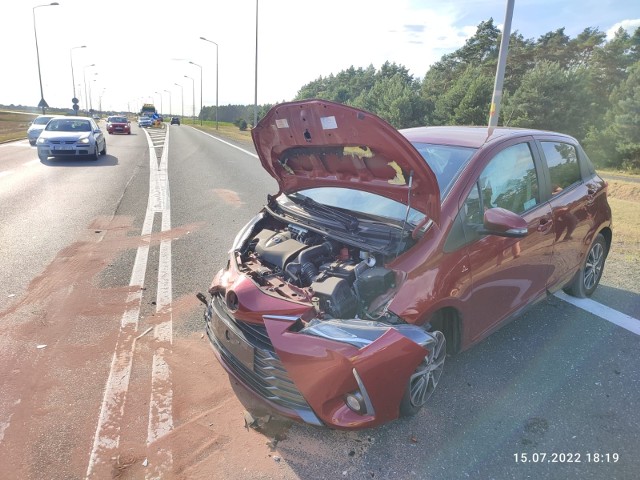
[33,2,59,114]
[83,63,95,114]
[69,45,86,110]
[89,74,98,112]
[254,0,259,127]
[155,91,163,116]
[163,89,172,117]
[199,36,219,130]
[174,83,184,120]
[184,75,195,125]
[188,61,203,125]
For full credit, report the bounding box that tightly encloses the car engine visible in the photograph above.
[238,220,398,320]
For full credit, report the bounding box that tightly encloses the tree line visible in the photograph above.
[200,19,639,171]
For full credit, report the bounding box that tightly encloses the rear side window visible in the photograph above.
[541,142,581,193]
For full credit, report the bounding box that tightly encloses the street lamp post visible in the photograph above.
[164,89,172,117]
[155,91,163,116]
[199,36,219,130]
[254,0,259,127]
[174,83,184,120]
[89,75,98,112]
[69,45,85,109]
[33,2,59,114]
[83,63,95,114]
[184,75,195,125]
[189,61,203,125]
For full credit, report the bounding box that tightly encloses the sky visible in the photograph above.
[0,0,638,115]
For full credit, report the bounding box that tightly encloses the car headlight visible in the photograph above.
[79,137,90,144]
[300,318,436,350]
[36,137,47,145]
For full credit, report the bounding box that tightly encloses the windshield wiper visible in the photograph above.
[290,194,360,232]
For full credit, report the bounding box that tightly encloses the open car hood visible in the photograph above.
[252,100,440,224]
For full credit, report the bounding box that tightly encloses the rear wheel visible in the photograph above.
[399,330,446,417]
[564,233,607,298]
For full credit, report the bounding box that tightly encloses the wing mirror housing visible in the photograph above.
[481,207,528,238]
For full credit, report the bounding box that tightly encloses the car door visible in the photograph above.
[460,140,554,344]
[535,138,595,289]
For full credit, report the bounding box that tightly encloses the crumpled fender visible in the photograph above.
[263,316,428,429]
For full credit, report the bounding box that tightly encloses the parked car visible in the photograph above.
[27,115,56,145]
[138,116,153,128]
[170,116,180,125]
[106,115,131,135]
[201,99,612,430]
[36,116,106,161]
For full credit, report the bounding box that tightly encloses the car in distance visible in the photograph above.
[170,116,180,125]
[202,99,612,430]
[36,116,106,161]
[27,115,56,145]
[138,116,153,128]
[106,115,131,134]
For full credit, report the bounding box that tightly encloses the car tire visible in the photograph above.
[399,330,446,417]
[91,145,99,161]
[100,141,107,156]
[563,233,607,298]
[29,140,36,146]
[38,153,48,161]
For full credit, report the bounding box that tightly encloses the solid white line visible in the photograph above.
[555,291,640,335]
[191,127,259,158]
[86,127,159,478]
[0,170,13,178]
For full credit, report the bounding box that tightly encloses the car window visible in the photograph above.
[478,143,539,215]
[34,116,53,125]
[540,141,581,193]
[410,143,476,198]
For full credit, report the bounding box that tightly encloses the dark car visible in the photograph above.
[170,116,180,125]
[106,115,131,134]
[202,99,612,430]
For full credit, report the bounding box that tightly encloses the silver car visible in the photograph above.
[36,117,107,161]
[27,115,56,146]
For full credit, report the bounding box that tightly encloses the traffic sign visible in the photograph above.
[72,97,79,104]
[38,98,49,108]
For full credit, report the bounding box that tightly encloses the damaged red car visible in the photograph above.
[202,99,612,430]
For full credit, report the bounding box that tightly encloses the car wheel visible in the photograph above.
[29,140,36,146]
[399,330,446,417]
[91,145,99,160]
[100,141,107,155]
[38,153,48,161]
[564,233,607,298]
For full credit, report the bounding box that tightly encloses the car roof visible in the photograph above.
[399,126,573,149]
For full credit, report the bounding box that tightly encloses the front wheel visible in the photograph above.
[564,233,607,298]
[91,145,99,160]
[100,141,107,155]
[399,330,446,417]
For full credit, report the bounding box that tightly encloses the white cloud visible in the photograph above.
[606,18,640,39]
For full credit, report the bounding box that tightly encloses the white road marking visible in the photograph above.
[0,170,13,178]
[555,291,640,335]
[191,127,259,158]
[86,126,173,478]
[23,159,39,167]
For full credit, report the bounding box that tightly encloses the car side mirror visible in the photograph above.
[94,128,101,133]
[480,207,528,238]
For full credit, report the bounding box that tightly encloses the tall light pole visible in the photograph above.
[184,75,195,125]
[33,2,59,114]
[189,61,203,125]
[155,91,163,116]
[83,63,95,114]
[199,36,219,130]
[89,75,98,112]
[174,83,184,120]
[254,0,259,127]
[164,89,172,116]
[69,45,85,109]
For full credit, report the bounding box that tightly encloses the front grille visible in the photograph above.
[205,295,311,412]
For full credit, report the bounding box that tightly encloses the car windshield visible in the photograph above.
[410,143,476,197]
[33,116,53,125]
[46,119,92,132]
[111,117,127,123]
[282,187,426,225]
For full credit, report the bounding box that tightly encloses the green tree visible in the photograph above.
[432,65,493,125]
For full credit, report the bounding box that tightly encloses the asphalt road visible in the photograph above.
[0,123,638,480]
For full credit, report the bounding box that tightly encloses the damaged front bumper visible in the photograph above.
[204,286,439,430]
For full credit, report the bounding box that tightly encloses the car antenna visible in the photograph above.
[396,170,414,256]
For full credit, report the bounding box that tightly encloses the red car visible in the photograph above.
[106,115,131,134]
[202,100,612,430]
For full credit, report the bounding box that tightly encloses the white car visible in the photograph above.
[36,117,106,161]
[27,115,56,145]
[138,116,153,128]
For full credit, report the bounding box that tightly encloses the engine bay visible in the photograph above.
[236,217,400,321]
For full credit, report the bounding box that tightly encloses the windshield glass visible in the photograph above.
[110,117,127,123]
[282,188,426,225]
[33,116,53,125]
[46,119,92,132]
[411,143,476,197]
